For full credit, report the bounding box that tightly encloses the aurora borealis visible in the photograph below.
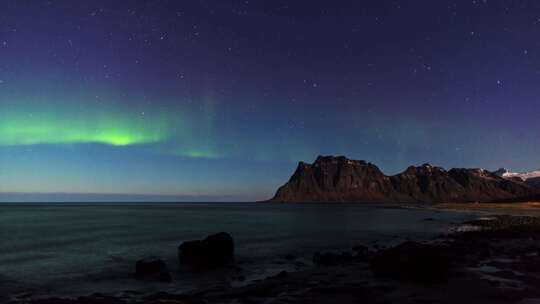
[0,103,169,146]
[1,1,540,201]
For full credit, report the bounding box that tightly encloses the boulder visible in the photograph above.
[370,241,450,282]
[178,232,234,268]
[135,257,171,282]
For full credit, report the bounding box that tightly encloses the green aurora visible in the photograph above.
[0,98,234,160]
[0,105,171,146]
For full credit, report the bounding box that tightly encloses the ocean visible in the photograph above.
[0,203,476,299]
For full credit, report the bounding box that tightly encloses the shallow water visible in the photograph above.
[0,203,476,298]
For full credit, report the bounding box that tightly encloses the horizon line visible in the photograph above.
[0,192,267,203]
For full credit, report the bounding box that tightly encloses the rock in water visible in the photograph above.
[135,257,171,282]
[178,232,234,268]
[370,241,450,282]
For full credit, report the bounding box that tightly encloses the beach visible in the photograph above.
[3,203,540,303]
[435,202,540,216]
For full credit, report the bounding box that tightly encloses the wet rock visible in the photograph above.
[370,241,450,282]
[135,257,171,282]
[178,232,234,268]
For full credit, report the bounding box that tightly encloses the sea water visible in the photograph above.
[0,203,476,298]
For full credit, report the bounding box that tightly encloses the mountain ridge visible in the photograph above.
[269,156,539,203]
[494,168,540,188]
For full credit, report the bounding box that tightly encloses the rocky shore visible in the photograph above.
[9,215,540,304]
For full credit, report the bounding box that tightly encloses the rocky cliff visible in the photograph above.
[269,156,538,203]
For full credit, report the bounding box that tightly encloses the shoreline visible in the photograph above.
[434,201,540,216]
[7,208,540,303]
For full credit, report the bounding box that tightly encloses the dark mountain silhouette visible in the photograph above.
[526,177,540,189]
[269,156,539,203]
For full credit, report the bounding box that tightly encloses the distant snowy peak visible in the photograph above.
[494,168,540,181]
[493,168,510,177]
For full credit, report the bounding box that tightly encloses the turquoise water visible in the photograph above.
[0,203,475,298]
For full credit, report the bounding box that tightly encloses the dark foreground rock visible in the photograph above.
[178,232,235,268]
[370,241,451,282]
[135,257,171,282]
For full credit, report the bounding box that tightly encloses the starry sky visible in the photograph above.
[1,0,539,202]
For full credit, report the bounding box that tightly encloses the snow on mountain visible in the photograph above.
[494,168,540,181]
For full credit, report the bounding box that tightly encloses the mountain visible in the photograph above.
[269,156,538,203]
[494,168,540,188]
[527,177,540,188]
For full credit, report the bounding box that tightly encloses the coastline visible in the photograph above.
[434,201,540,216]
[6,205,540,304]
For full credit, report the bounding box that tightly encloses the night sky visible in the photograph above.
[1,1,539,201]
